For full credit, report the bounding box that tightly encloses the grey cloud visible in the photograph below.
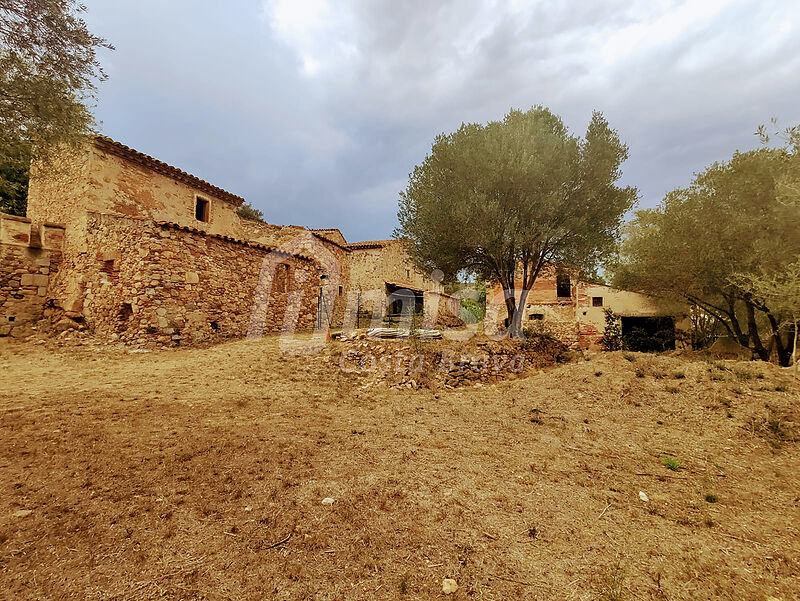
[86,0,800,242]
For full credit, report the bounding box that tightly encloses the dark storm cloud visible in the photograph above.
[86,0,800,242]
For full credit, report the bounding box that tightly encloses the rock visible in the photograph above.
[638,491,649,502]
[442,579,458,594]
[54,318,79,332]
[12,509,33,518]
[321,497,335,505]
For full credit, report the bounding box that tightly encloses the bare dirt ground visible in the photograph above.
[0,336,798,600]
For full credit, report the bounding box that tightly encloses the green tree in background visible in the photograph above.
[0,0,111,216]
[396,106,636,337]
[614,136,800,366]
[236,201,266,223]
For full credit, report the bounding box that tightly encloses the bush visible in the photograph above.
[599,309,622,351]
[237,202,266,223]
[661,455,681,471]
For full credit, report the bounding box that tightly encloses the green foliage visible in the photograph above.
[661,455,681,471]
[397,106,636,337]
[0,0,111,215]
[0,140,29,215]
[704,493,718,503]
[599,308,622,351]
[444,279,487,323]
[236,202,266,223]
[613,137,800,366]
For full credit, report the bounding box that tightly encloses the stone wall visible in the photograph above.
[348,240,434,294]
[58,212,322,346]
[27,138,244,242]
[0,213,64,337]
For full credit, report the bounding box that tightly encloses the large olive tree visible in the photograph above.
[614,143,800,366]
[0,0,111,216]
[396,106,636,337]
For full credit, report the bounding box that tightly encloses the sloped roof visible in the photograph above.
[93,136,245,207]
[347,239,396,250]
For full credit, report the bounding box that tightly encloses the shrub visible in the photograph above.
[599,309,622,351]
[661,455,681,471]
[237,202,266,223]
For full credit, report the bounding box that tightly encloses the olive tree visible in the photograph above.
[0,0,111,215]
[396,106,636,337]
[614,144,800,366]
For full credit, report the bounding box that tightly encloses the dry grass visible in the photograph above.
[0,338,798,600]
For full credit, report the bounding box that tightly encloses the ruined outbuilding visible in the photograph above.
[489,265,689,349]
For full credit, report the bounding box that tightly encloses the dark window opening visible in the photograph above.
[529,313,544,321]
[118,303,133,321]
[338,285,343,296]
[620,316,676,352]
[195,197,210,222]
[100,259,116,274]
[209,321,220,331]
[406,269,410,278]
[592,296,603,307]
[556,274,571,298]
[8,316,15,322]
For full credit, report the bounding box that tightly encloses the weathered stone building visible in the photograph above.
[489,265,690,349]
[1,137,446,343]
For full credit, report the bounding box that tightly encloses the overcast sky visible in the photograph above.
[84,0,800,242]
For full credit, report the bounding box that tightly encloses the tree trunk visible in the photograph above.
[792,315,798,382]
[726,296,750,349]
[513,286,531,338]
[745,301,771,362]
[504,293,522,338]
[765,311,792,367]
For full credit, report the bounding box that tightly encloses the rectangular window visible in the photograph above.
[529,313,544,321]
[556,274,571,298]
[338,285,343,296]
[195,197,210,222]
[592,296,603,307]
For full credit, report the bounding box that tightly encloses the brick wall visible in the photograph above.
[0,213,64,337]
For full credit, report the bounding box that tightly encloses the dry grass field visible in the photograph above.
[0,336,798,600]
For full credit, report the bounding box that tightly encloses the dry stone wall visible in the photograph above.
[0,214,64,337]
[74,213,321,346]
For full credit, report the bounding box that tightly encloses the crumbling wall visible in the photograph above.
[65,213,321,346]
[0,213,64,337]
[348,240,433,293]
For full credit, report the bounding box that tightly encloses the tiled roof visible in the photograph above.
[93,136,245,207]
[156,221,314,261]
[347,239,396,250]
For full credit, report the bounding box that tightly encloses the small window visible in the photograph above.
[195,197,210,222]
[529,313,544,321]
[592,296,603,307]
[406,269,410,278]
[338,285,343,296]
[556,274,571,298]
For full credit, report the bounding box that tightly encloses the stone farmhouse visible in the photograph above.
[1,136,684,348]
[489,265,690,349]
[0,137,450,345]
